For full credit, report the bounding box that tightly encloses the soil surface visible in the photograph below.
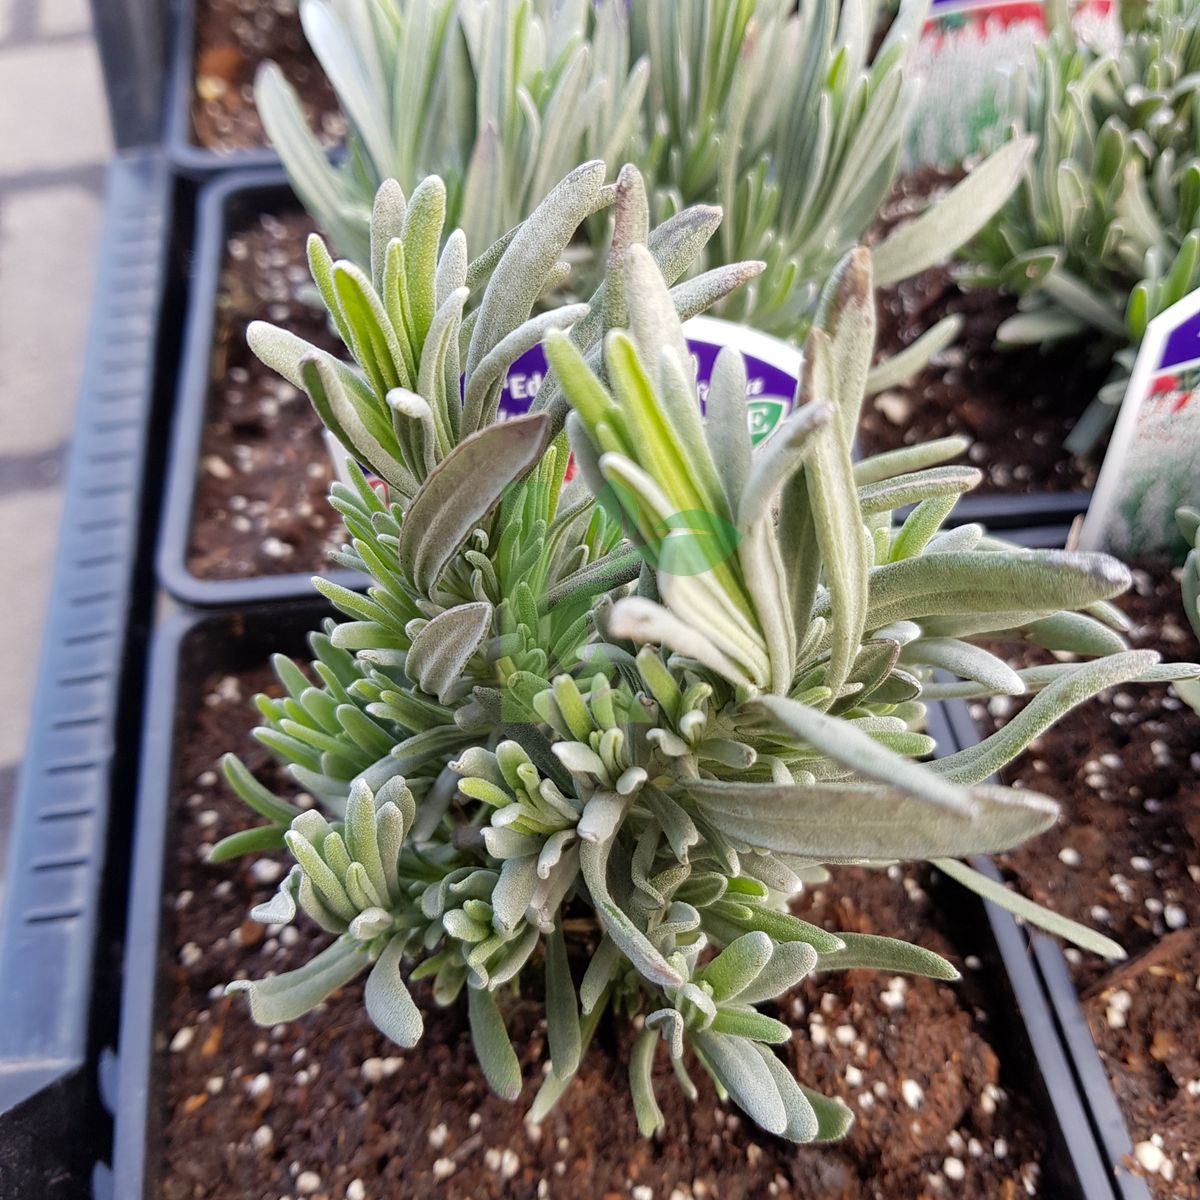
[188,211,341,581]
[151,661,1056,1200]
[191,0,341,154]
[975,565,1200,1197]
[865,168,1109,496]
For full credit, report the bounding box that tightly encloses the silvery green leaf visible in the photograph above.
[549,735,605,782]
[931,650,1170,785]
[709,1008,791,1045]
[398,412,550,591]
[1039,268,1127,337]
[299,356,417,498]
[348,905,392,941]
[468,160,606,377]
[752,1046,821,1143]
[301,0,393,178]
[814,248,875,443]
[857,465,981,516]
[284,828,359,923]
[462,302,589,434]
[343,781,390,904]
[580,934,622,1015]
[668,260,768,324]
[492,856,538,935]
[400,175,447,346]
[488,923,541,987]
[865,315,963,395]
[744,694,974,816]
[227,937,367,1025]
[853,436,970,487]
[815,932,959,980]
[545,923,581,1079]
[606,597,756,691]
[698,931,774,1003]
[543,548,643,610]
[623,244,691,384]
[858,549,1131,633]
[370,179,407,292]
[734,942,819,1005]
[364,935,424,1048]
[332,260,407,398]
[737,519,797,697]
[642,786,699,862]
[934,858,1125,959]
[467,984,523,1101]
[246,320,319,390]
[297,865,350,934]
[406,602,493,703]
[799,1084,854,1142]
[1017,611,1129,656]
[707,898,844,956]
[529,992,608,1121]
[630,1027,665,1137]
[250,866,301,925]
[802,331,869,696]
[995,308,1088,344]
[602,164,651,332]
[690,778,1057,860]
[691,1028,787,1136]
[222,752,302,826]
[579,835,682,988]
[255,63,365,262]
[900,638,1025,695]
[739,402,833,529]
[705,346,752,514]
[873,137,1036,286]
[436,229,468,307]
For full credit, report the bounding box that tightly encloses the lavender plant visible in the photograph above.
[258,0,1030,346]
[218,163,1199,1141]
[963,0,1200,450]
[255,0,647,264]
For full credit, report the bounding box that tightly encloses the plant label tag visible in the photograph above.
[325,318,803,495]
[1079,287,1200,557]
[908,1,1115,167]
[496,315,802,447]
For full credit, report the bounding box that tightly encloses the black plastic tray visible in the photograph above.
[0,151,171,1200]
[110,608,1115,1198]
[164,0,282,176]
[940,698,1154,1200]
[157,170,363,607]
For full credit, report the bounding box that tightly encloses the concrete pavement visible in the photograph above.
[0,0,112,883]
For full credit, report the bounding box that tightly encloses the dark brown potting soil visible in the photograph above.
[191,0,340,154]
[977,566,1200,1197]
[187,211,341,581]
[865,168,1109,495]
[153,662,1053,1200]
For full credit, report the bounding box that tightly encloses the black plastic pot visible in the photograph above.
[940,699,1154,1200]
[111,604,329,1195]
[950,488,1092,533]
[999,525,1074,550]
[158,170,364,607]
[164,0,281,176]
[110,607,1115,1197]
[0,152,172,1200]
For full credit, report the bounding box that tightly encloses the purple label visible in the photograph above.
[1158,308,1200,372]
[499,323,801,446]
